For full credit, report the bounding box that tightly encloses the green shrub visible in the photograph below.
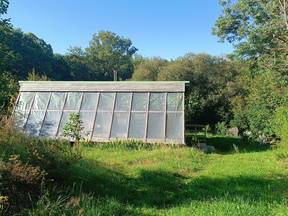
[272,106,288,147]
[0,155,47,215]
[215,122,228,136]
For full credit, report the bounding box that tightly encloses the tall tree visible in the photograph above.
[213,0,288,137]
[86,31,137,81]
[213,0,288,75]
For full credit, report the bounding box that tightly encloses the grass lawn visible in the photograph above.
[28,138,288,216]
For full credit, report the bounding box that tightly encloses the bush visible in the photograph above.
[272,106,288,147]
[0,117,82,215]
[0,155,47,215]
[215,122,228,136]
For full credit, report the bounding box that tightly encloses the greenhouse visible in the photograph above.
[14,81,188,144]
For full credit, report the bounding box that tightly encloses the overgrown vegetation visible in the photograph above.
[1,0,288,215]
[1,117,288,215]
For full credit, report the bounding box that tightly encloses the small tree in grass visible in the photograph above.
[62,113,84,158]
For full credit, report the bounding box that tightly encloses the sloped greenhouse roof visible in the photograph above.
[15,81,188,144]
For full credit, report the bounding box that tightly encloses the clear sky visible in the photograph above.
[8,0,234,59]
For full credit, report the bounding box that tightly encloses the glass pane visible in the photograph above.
[32,92,50,110]
[147,113,165,139]
[64,92,82,110]
[98,93,114,111]
[40,111,62,137]
[166,113,183,139]
[149,93,165,111]
[25,111,45,136]
[114,93,131,111]
[81,93,99,110]
[132,93,148,111]
[48,92,66,110]
[15,109,29,129]
[93,112,113,137]
[111,112,129,138]
[128,112,146,139]
[167,93,183,111]
[57,111,75,136]
[16,92,35,111]
[80,112,95,138]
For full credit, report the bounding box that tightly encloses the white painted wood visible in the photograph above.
[19,81,188,92]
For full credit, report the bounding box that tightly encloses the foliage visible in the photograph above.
[133,53,241,124]
[131,57,168,81]
[215,122,228,136]
[0,116,81,215]
[214,0,288,138]
[85,31,138,81]
[27,68,51,81]
[62,113,84,143]
[0,0,9,25]
[0,71,18,117]
[0,155,47,215]
[62,113,84,159]
[272,106,288,147]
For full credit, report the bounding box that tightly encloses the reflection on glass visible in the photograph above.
[64,92,82,110]
[81,93,99,110]
[147,113,165,139]
[167,93,183,111]
[114,93,131,111]
[48,92,66,110]
[149,93,165,111]
[132,93,148,111]
[128,112,146,139]
[111,112,129,138]
[98,93,114,111]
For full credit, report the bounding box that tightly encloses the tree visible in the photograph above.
[214,0,288,138]
[213,0,288,75]
[0,0,9,25]
[64,47,91,81]
[132,57,168,81]
[86,31,137,81]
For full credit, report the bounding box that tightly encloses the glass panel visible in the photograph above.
[149,93,165,111]
[147,113,165,139]
[40,111,62,137]
[166,113,183,139]
[48,92,66,110]
[111,112,129,138]
[93,112,113,137]
[25,111,45,136]
[57,111,75,136]
[132,93,148,111]
[16,92,35,111]
[128,112,146,139]
[80,112,95,138]
[167,93,183,111]
[98,93,114,111]
[15,92,35,129]
[31,92,50,110]
[64,92,82,110]
[15,109,29,129]
[114,93,131,111]
[81,93,99,110]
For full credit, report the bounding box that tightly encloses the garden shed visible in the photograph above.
[14,81,188,144]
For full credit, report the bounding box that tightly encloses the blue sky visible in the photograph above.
[8,0,234,59]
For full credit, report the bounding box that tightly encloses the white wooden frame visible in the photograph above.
[17,81,188,144]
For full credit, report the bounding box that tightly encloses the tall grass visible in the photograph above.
[1,116,288,215]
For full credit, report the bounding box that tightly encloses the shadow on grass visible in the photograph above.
[206,136,271,154]
[185,133,271,154]
[63,158,288,210]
